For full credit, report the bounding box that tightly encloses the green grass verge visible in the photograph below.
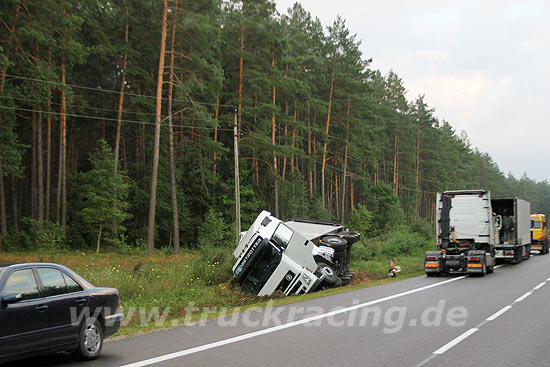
[0,250,427,338]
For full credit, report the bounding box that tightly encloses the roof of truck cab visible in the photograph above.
[285,220,342,240]
[443,189,488,195]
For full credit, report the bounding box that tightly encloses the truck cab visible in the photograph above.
[530,213,549,254]
[232,211,359,296]
[425,190,496,276]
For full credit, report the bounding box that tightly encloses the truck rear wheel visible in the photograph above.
[523,245,531,260]
[513,248,523,264]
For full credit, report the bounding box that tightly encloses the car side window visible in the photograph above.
[36,268,68,297]
[62,273,83,293]
[2,269,41,301]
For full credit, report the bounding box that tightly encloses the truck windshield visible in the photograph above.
[532,221,542,229]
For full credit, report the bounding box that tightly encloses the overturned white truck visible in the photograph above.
[232,211,360,296]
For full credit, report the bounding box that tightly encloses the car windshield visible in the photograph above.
[532,221,542,229]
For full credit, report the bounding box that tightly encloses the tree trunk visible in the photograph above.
[213,88,220,172]
[61,61,67,235]
[341,94,351,224]
[114,5,129,175]
[415,115,422,217]
[167,1,180,253]
[46,92,52,223]
[271,49,279,217]
[307,103,313,198]
[31,107,37,220]
[37,111,44,230]
[96,224,102,253]
[238,23,244,135]
[393,133,399,196]
[56,108,62,224]
[10,176,18,232]
[350,176,354,211]
[321,64,335,208]
[0,159,6,236]
[146,0,168,253]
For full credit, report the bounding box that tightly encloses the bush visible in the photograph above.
[198,209,228,247]
[17,218,66,251]
[410,219,434,240]
[347,203,373,236]
[381,227,432,257]
[351,241,380,261]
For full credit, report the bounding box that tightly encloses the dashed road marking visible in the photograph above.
[433,328,479,355]
[514,292,532,303]
[486,305,512,321]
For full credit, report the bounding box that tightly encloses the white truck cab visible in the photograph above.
[232,211,359,296]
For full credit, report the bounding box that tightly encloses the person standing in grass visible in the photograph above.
[389,257,399,278]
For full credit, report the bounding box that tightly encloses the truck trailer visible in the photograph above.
[232,211,359,296]
[492,197,532,263]
[425,190,532,277]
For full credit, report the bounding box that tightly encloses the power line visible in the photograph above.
[0,105,234,132]
[3,73,235,109]
[0,95,157,117]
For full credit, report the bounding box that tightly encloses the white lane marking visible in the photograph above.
[547,277,550,282]
[494,264,504,269]
[486,305,512,321]
[433,328,478,355]
[533,282,546,290]
[515,292,532,303]
[119,276,467,367]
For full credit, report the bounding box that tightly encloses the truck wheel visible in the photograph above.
[316,262,339,285]
[513,248,523,264]
[320,236,348,252]
[486,262,494,274]
[479,261,486,277]
[523,245,531,260]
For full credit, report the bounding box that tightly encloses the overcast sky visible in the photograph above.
[275,0,550,182]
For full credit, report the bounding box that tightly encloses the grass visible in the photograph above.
[0,247,428,338]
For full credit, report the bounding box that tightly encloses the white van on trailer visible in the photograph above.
[232,211,359,296]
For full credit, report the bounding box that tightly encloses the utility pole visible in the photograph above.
[234,107,241,245]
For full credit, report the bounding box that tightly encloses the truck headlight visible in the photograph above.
[302,274,311,285]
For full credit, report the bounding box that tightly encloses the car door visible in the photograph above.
[35,267,88,350]
[0,268,49,360]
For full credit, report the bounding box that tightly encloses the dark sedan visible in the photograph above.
[0,262,123,364]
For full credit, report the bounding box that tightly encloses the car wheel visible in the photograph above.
[316,261,339,285]
[73,318,103,360]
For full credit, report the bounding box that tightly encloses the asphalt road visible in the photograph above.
[9,252,550,367]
